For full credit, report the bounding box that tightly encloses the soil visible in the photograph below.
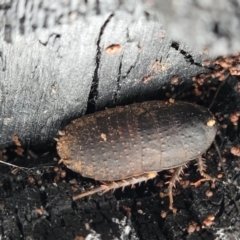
[1,71,240,239]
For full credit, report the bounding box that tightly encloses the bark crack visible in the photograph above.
[113,55,123,105]
[87,13,114,112]
[122,43,141,79]
[171,41,212,69]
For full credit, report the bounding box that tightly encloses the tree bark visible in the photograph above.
[0,0,216,147]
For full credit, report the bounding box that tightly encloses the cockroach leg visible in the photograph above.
[72,185,108,200]
[72,172,158,201]
[166,166,185,213]
[197,157,214,180]
[191,157,215,187]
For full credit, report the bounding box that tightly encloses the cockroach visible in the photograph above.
[56,100,217,211]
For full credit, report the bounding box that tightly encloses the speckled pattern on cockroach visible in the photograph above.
[56,100,217,211]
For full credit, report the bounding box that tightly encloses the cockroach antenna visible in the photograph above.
[208,72,229,111]
[0,159,55,172]
[0,159,31,170]
[214,141,240,214]
[208,72,240,213]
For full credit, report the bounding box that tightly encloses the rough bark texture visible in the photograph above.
[0,1,240,240]
[0,0,214,147]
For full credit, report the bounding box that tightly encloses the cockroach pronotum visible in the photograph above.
[56,100,217,211]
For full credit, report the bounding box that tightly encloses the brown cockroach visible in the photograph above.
[56,100,217,211]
